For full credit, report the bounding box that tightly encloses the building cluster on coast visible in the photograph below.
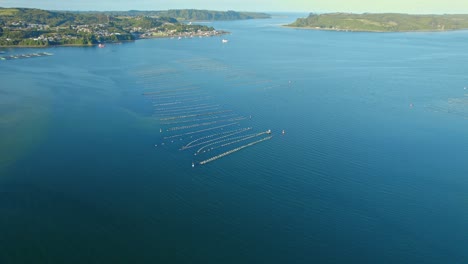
[0,8,227,46]
[140,29,225,39]
[1,20,225,46]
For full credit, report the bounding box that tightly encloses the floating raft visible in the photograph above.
[0,52,53,61]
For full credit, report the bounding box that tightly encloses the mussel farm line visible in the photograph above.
[160,113,238,125]
[159,110,232,121]
[154,103,214,112]
[142,86,197,95]
[154,104,220,115]
[182,127,253,150]
[163,122,239,139]
[156,106,222,117]
[167,117,247,132]
[135,58,278,167]
[195,131,268,154]
[198,136,273,165]
[0,52,53,61]
[150,92,209,101]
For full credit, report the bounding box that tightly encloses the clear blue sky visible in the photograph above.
[1,0,468,13]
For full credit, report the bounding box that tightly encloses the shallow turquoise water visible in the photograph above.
[1,14,468,263]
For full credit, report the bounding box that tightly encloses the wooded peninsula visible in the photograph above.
[0,8,270,47]
[287,13,468,32]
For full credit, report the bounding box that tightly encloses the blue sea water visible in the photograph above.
[1,14,468,263]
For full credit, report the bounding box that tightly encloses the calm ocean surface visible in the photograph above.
[1,14,467,263]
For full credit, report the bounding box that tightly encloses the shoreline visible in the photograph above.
[0,31,229,49]
[283,25,468,33]
[0,41,131,49]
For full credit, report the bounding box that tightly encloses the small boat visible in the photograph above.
[266,129,272,134]
[222,39,229,43]
[192,162,195,168]
[98,43,105,48]
[160,128,162,133]
[282,130,285,135]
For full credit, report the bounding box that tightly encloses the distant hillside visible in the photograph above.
[286,13,468,32]
[158,10,271,21]
[0,8,109,26]
[81,9,271,21]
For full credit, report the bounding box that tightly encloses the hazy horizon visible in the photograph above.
[1,0,468,14]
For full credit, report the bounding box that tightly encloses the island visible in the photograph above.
[0,8,269,47]
[286,13,468,32]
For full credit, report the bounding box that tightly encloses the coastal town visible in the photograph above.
[0,8,229,46]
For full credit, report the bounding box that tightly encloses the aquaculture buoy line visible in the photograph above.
[155,103,218,113]
[160,113,238,125]
[163,122,239,139]
[157,106,221,117]
[0,52,53,61]
[195,131,269,154]
[167,116,247,132]
[182,127,252,149]
[135,58,285,167]
[198,136,273,165]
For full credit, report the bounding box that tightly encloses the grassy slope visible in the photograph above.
[0,8,20,16]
